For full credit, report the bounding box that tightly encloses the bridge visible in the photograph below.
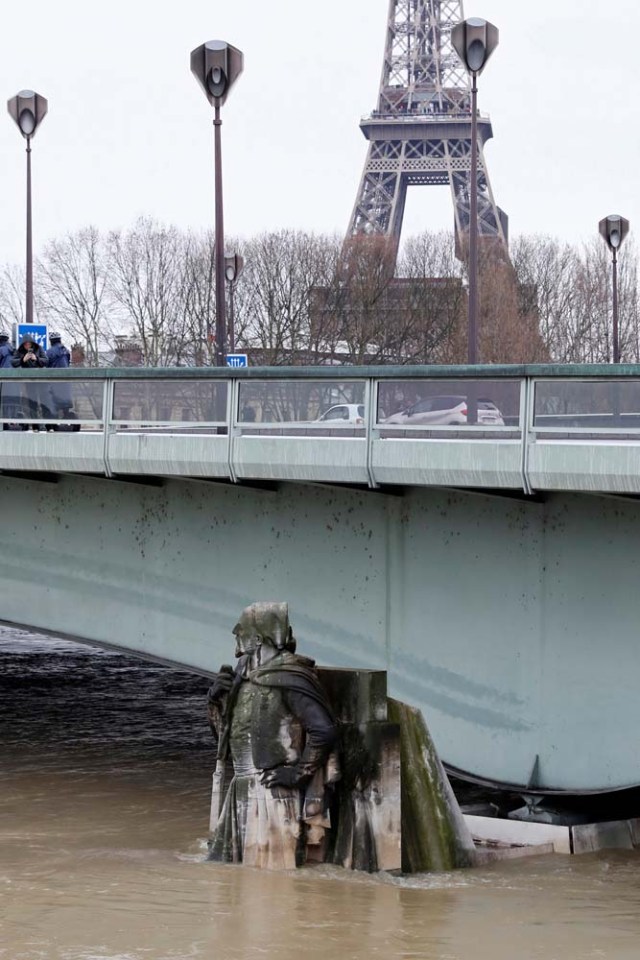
[1,363,640,797]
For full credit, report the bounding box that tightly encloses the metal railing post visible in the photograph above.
[227,376,239,483]
[521,376,534,496]
[102,377,115,479]
[365,378,379,489]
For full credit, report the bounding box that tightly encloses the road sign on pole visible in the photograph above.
[15,323,47,350]
[226,353,248,368]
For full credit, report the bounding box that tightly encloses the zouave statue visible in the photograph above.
[207,602,338,870]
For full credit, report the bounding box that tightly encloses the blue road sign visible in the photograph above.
[16,323,48,350]
[226,354,248,368]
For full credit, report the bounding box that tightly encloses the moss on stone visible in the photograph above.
[388,698,475,873]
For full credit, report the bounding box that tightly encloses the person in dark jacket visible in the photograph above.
[11,335,49,430]
[0,332,17,429]
[0,331,13,369]
[46,333,70,369]
[46,332,72,424]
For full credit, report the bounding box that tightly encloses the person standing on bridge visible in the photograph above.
[11,335,49,430]
[0,332,17,430]
[46,332,73,427]
[0,332,13,368]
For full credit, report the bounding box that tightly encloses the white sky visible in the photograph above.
[0,0,637,265]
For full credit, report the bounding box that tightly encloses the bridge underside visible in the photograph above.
[0,471,637,794]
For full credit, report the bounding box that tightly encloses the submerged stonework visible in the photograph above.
[207,602,473,873]
[318,667,402,871]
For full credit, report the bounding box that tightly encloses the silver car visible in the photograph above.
[316,403,365,424]
[383,395,504,426]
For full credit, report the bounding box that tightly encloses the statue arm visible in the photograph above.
[262,690,337,788]
[206,666,234,762]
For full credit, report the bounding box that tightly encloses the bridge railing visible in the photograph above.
[532,378,640,435]
[111,378,228,433]
[0,379,105,431]
[1,365,640,492]
[235,379,368,436]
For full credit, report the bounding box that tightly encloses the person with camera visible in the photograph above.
[11,335,49,430]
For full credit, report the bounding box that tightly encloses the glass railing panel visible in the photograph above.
[533,380,640,435]
[112,380,229,432]
[376,379,522,436]
[236,380,367,436]
[0,380,104,431]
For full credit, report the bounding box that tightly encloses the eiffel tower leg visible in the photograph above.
[449,141,508,259]
[348,140,407,264]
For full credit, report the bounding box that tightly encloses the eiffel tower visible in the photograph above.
[348,0,508,265]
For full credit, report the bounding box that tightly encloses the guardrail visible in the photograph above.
[1,364,640,492]
[361,111,492,123]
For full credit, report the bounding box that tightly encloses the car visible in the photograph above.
[382,395,504,426]
[315,403,365,424]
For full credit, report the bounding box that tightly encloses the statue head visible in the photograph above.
[233,601,296,666]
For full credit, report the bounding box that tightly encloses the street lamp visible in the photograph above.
[224,252,244,353]
[191,40,244,366]
[7,90,48,327]
[599,215,630,364]
[451,18,499,367]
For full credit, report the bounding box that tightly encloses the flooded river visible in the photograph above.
[2,627,640,960]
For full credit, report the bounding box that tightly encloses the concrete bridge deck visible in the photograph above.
[1,363,640,494]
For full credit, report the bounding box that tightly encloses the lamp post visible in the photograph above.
[599,215,630,364]
[224,252,244,353]
[7,90,48,328]
[191,41,244,366]
[451,19,499,367]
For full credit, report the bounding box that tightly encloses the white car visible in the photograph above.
[315,403,365,424]
[383,395,504,426]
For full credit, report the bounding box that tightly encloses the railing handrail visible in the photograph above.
[4,363,640,381]
[3,370,640,497]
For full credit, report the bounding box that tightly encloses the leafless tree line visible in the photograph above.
[0,217,636,366]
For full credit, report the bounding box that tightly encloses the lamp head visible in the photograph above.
[599,215,630,253]
[451,18,499,76]
[7,90,48,139]
[190,40,244,107]
[224,252,244,283]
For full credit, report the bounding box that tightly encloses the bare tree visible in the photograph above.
[617,237,640,362]
[512,235,590,363]
[0,264,26,328]
[308,235,407,364]
[179,229,216,365]
[37,227,112,366]
[398,231,467,363]
[476,251,549,363]
[576,236,640,363]
[239,230,336,364]
[107,217,188,366]
[511,234,640,363]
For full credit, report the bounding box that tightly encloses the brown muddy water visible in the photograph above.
[2,627,640,960]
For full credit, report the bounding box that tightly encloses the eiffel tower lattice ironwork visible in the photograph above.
[348,0,508,263]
